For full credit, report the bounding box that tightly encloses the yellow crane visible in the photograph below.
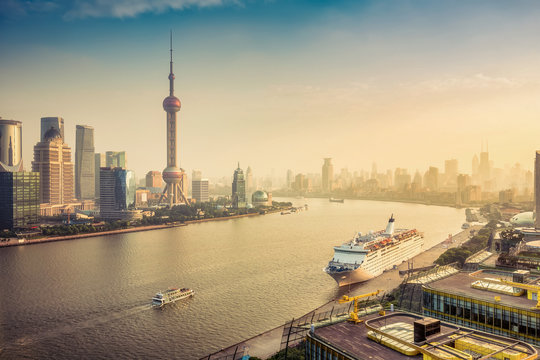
[338,290,381,323]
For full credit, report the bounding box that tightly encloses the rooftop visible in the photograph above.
[426,271,540,311]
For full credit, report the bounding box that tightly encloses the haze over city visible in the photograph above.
[2,0,540,178]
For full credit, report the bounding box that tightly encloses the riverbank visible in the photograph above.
[202,225,480,360]
[0,211,266,248]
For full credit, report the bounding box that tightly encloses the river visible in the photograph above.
[0,198,464,359]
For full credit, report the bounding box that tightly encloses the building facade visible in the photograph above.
[232,164,246,208]
[105,151,126,168]
[322,158,333,192]
[192,178,209,203]
[32,127,74,205]
[0,169,40,230]
[40,117,64,142]
[145,171,163,188]
[75,125,95,200]
[0,118,23,172]
[99,167,138,221]
[94,153,106,199]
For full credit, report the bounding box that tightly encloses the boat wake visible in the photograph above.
[1,304,152,351]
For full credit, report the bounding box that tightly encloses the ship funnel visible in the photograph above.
[384,214,395,235]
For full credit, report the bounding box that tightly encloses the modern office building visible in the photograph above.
[32,127,74,205]
[160,33,188,206]
[75,125,95,200]
[99,167,139,221]
[192,178,209,203]
[535,151,540,229]
[422,269,540,346]
[0,171,40,230]
[145,171,163,188]
[424,166,439,191]
[94,153,106,199]
[0,118,23,172]
[232,163,246,208]
[40,117,64,142]
[322,158,333,192]
[105,151,126,169]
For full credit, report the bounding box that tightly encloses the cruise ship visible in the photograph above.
[324,215,423,286]
[152,287,194,307]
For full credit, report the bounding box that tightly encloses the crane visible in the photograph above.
[338,290,381,323]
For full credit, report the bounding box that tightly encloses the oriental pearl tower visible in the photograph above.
[160,32,188,206]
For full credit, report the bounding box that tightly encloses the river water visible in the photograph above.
[0,198,464,359]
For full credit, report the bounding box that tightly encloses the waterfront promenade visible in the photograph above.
[203,225,481,360]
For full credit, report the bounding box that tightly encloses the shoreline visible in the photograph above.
[203,225,480,359]
[0,211,265,248]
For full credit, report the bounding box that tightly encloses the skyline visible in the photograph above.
[2,1,540,178]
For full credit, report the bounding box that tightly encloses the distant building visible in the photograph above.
[40,117,64,142]
[94,153,106,199]
[322,158,333,192]
[286,169,294,189]
[499,189,514,203]
[231,163,246,208]
[99,167,139,221]
[535,151,540,228]
[145,171,163,188]
[463,185,482,202]
[105,151,126,168]
[252,190,271,207]
[424,166,439,191]
[192,178,209,203]
[0,118,23,172]
[246,166,254,201]
[135,188,150,207]
[75,125,95,200]
[32,127,74,205]
[0,169,40,230]
[444,159,458,187]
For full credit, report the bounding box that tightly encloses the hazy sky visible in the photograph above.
[1,0,540,179]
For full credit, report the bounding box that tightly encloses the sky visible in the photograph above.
[1,0,540,179]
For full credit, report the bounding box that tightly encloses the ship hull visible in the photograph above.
[325,267,375,287]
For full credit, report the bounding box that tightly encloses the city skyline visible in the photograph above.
[2,1,540,178]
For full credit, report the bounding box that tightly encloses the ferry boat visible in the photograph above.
[324,215,424,286]
[152,287,194,307]
[329,198,344,203]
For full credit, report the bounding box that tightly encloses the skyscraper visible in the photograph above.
[32,127,74,204]
[0,118,39,229]
[145,171,163,188]
[535,151,540,229]
[75,125,95,200]
[192,170,209,203]
[105,151,126,168]
[322,158,333,192]
[99,167,137,221]
[94,153,106,198]
[232,163,246,208]
[160,33,188,206]
[444,159,458,186]
[40,117,64,142]
[286,169,294,189]
[0,118,23,172]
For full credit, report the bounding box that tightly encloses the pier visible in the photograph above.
[202,226,481,360]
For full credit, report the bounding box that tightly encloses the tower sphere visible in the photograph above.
[163,96,181,112]
[162,166,183,184]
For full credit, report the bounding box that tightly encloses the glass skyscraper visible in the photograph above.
[75,125,95,200]
[232,164,246,209]
[0,172,40,229]
[99,167,136,221]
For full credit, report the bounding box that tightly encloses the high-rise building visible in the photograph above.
[0,172,40,230]
[0,118,23,172]
[286,169,294,189]
[479,148,490,184]
[457,174,471,205]
[32,127,74,204]
[232,163,246,208]
[40,117,64,142]
[246,166,253,192]
[535,151,540,229]
[105,151,126,168]
[75,125,95,200]
[160,33,188,206]
[444,159,458,186]
[424,166,439,191]
[145,171,163,188]
[94,153,106,198]
[322,158,333,192]
[99,167,137,221]
[192,178,209,203]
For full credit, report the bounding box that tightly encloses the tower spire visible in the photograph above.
[168,30,175,96]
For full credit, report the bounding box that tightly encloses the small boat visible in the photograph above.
[152,287,194,307]
[329,198,344,203]
[281,211,291,215]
